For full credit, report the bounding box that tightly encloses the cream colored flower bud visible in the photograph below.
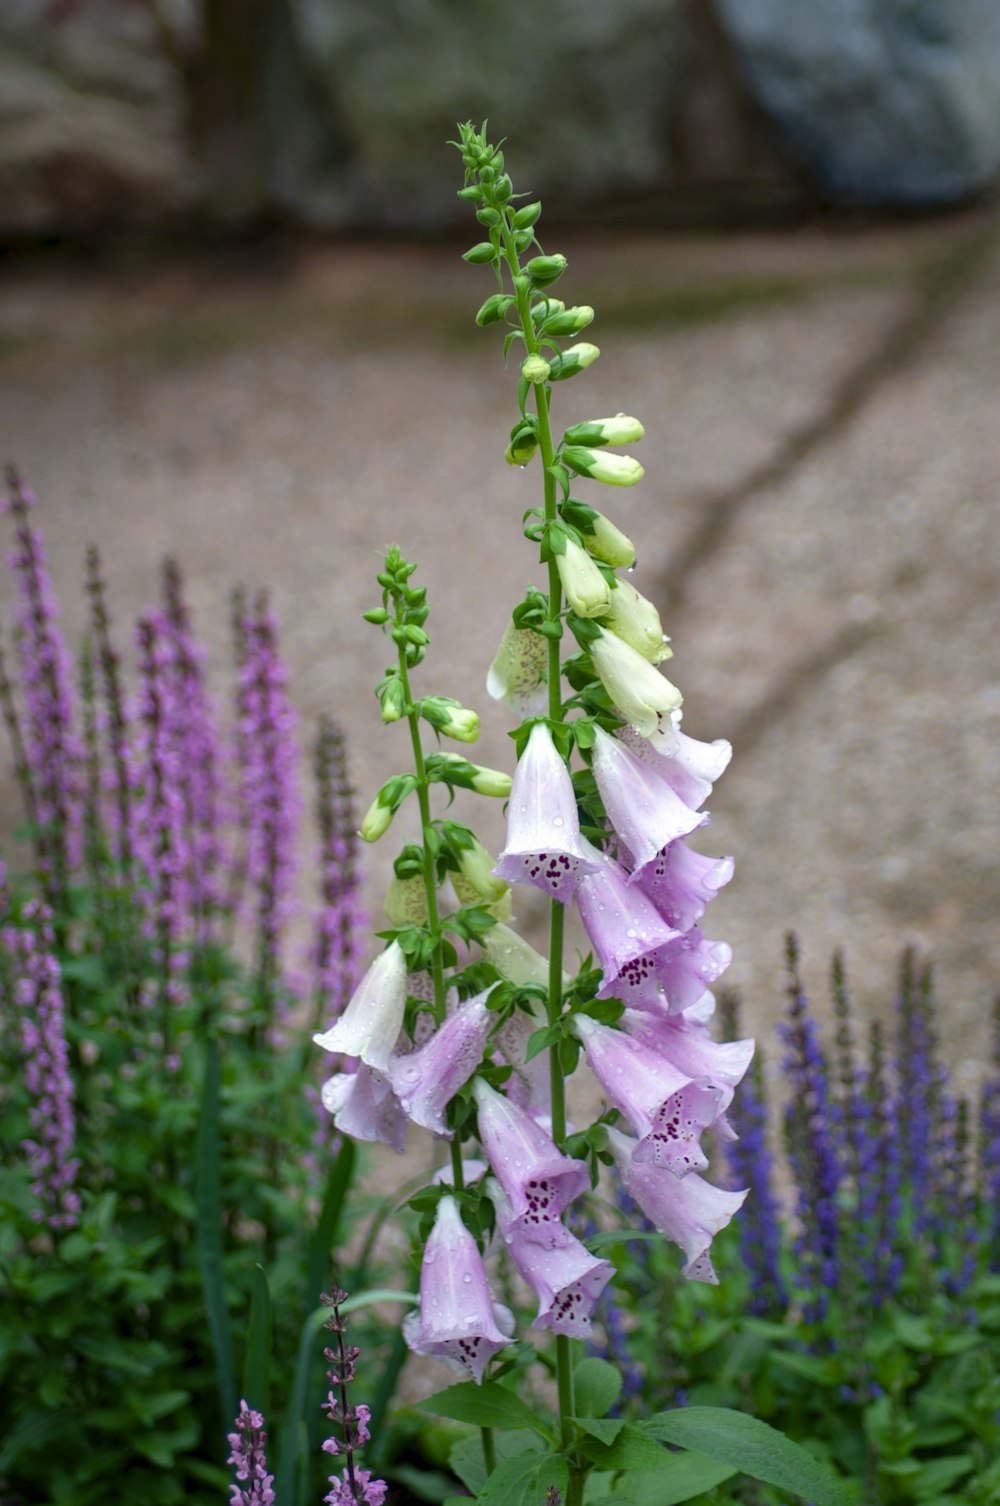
[521,353,552,384]
[584,510,636,569]
[604,578,672,664]
[564,413,645,447]
[590,628,682,738]
[360,797,394,843]
[383,873,430,926]
[556,537,611,619]
[563,447,644,487]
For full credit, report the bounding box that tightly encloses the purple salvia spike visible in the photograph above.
[493,722,601,902]
[320,1288,389,1506]
[574,1011,725,1176]
[865,1018,903,1300]
[387,990,493,1137]
[161,559,227,944]
[133,612,192,1027]
[402,1195,514,1384]
[779,935,841,1323]
[3,468,84,895]
[8,902,80,1229]
[0,626,42,861]
[227,1399,276,1506]
[472,1078,590,1244]
[237,597,301,995]
[607,1125,747,1284]
[311,716,367,1032]
[893,950,943,1250]
[85,545,134,875]
[489,1178,613,1339]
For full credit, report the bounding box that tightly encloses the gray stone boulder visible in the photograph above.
[714,0,1000,206]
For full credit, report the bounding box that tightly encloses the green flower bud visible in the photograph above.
[521,353,551,385]
[604,578,672,664]
[525,254,567,289]
[379,678,406,722]
[453,836,511,909]
[487,620,548,717]
[564,413,645,448]
[513,201,542,229]
[505,427,539,466]
[452,869,514,922]
[475,293,509,327]
[434,752,512,797]
[362,606,389,625]
[555,537,612,619]
[547,343,600,382]
[422,696,481,743]
[463,241,497,265]
[543,306,595,336]
[531,298,565,322]
[582,509,636,568]
[360,796,395,843]
[562,446,644,486]
[383,873,430,927]
[484,923,569,988]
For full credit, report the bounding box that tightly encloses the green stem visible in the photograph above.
[397,644,447,1027]
[481,1425,496,1477]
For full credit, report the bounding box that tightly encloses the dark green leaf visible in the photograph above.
[600,1454,739,1506]
[306,1138,356,1314]
[194,1037,236,1426]
[421,1381,550,1438]
[242,1265,272,1417]
[645,1408,860,1505]
[573,1356,623,1418]
[478,1451,568,1506]
[575,1417,625,1445]
[578,1424,669,1472]
[449,1429,541,1496]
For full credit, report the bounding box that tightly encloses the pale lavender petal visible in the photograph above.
[574,1013,724,1176]
[402,1195,514,1383]
[388,992,492,1137]
[490,1180,613,1339]
[321,1065,408,1153]
[575,841,684,1010]
[494,723,600,903]
[634,841,734,931]
[651,928,733,1015]
[622,1008,754,1118]
[472,1079,588,1244]
[590,727,704,877]
[608,1126,748,1282]
[313,941,408,1071]
[618,719,731,810]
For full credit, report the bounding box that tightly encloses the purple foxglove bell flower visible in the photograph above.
[589,727,705,882]
[473,1078,588,1244]
[488,1179,613,1338]
[313,940,408,1072]
[651,927,733,1016]
[575,839,684,1010]
[622,1009,754,1119]
[608,1126,748,1283]
[634,841,734,932]
[573,1012,724,1175]
[493,723,600,903]
[387,991,493,1137]
[321,1065,408,1153]
[402,1195,514,1383]
[618,719,731,809]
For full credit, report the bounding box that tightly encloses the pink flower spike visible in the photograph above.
[608,1126,748,1283]
[402,1195,514,1383]
[387,990,493,1137]
[575,841,684,1011]
[488,1179,613,1339]
[590,727,705,881]
[472,1078,589,1244]
[313,940,408,1071]
[321,1064,408,1153]
[493,723,600,903]
[573,1012,724,1176]
[634,841,734,932]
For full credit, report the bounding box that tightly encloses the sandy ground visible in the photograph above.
[1,211,998,1132]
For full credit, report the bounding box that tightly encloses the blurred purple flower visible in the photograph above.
[227,1400,276,1506]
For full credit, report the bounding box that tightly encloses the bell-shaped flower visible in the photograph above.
[582,508,635,569]
[573,1012,724,1175]
[608,1127,748,1283]
[383,873,430,927]
[402,1195,514,1383]
[493,724,601,903]
[473,1078,588,1245]
[634,840,734,932]
[650,927,733,1016]
[450,838,513,921]
[575,839,684,1011]
[313,941,408,1072]
[603,579,671,664]
[556,538,612,619]
[590,629,682,738]
[387,991,493,1138]
[486,620,549,719]
[321,1065,408,1154]
[621,1008,753,1120]
[589,727,705,884]
[488,1179,613,1339]
[618,720,731,811]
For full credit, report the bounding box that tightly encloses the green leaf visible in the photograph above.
[600,1454,739,1506]
[574,1357,623,1418]
[0,1411,65,1471]
[478,1451,568,1506]
[645,1408,860,1506]
[421,1381,551,1438]
[306,1137,356,1313]
[770,1350,840,1385]
[578,1424,670,1472]
[277,1305,328,1506]
[449,1428,541,1496]
[911,1455,974,1499]
[242,1264,272,1416]
[193,1037,236,1427]
[575,1417,625,1445]
[892,1310,934,1350]
[585,1228,662,1253]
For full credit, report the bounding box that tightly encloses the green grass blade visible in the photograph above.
[194,1036,236,1429]
[277,1304,328,1506]
[242,1263,273,1416]
[306,1137,356,1309]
